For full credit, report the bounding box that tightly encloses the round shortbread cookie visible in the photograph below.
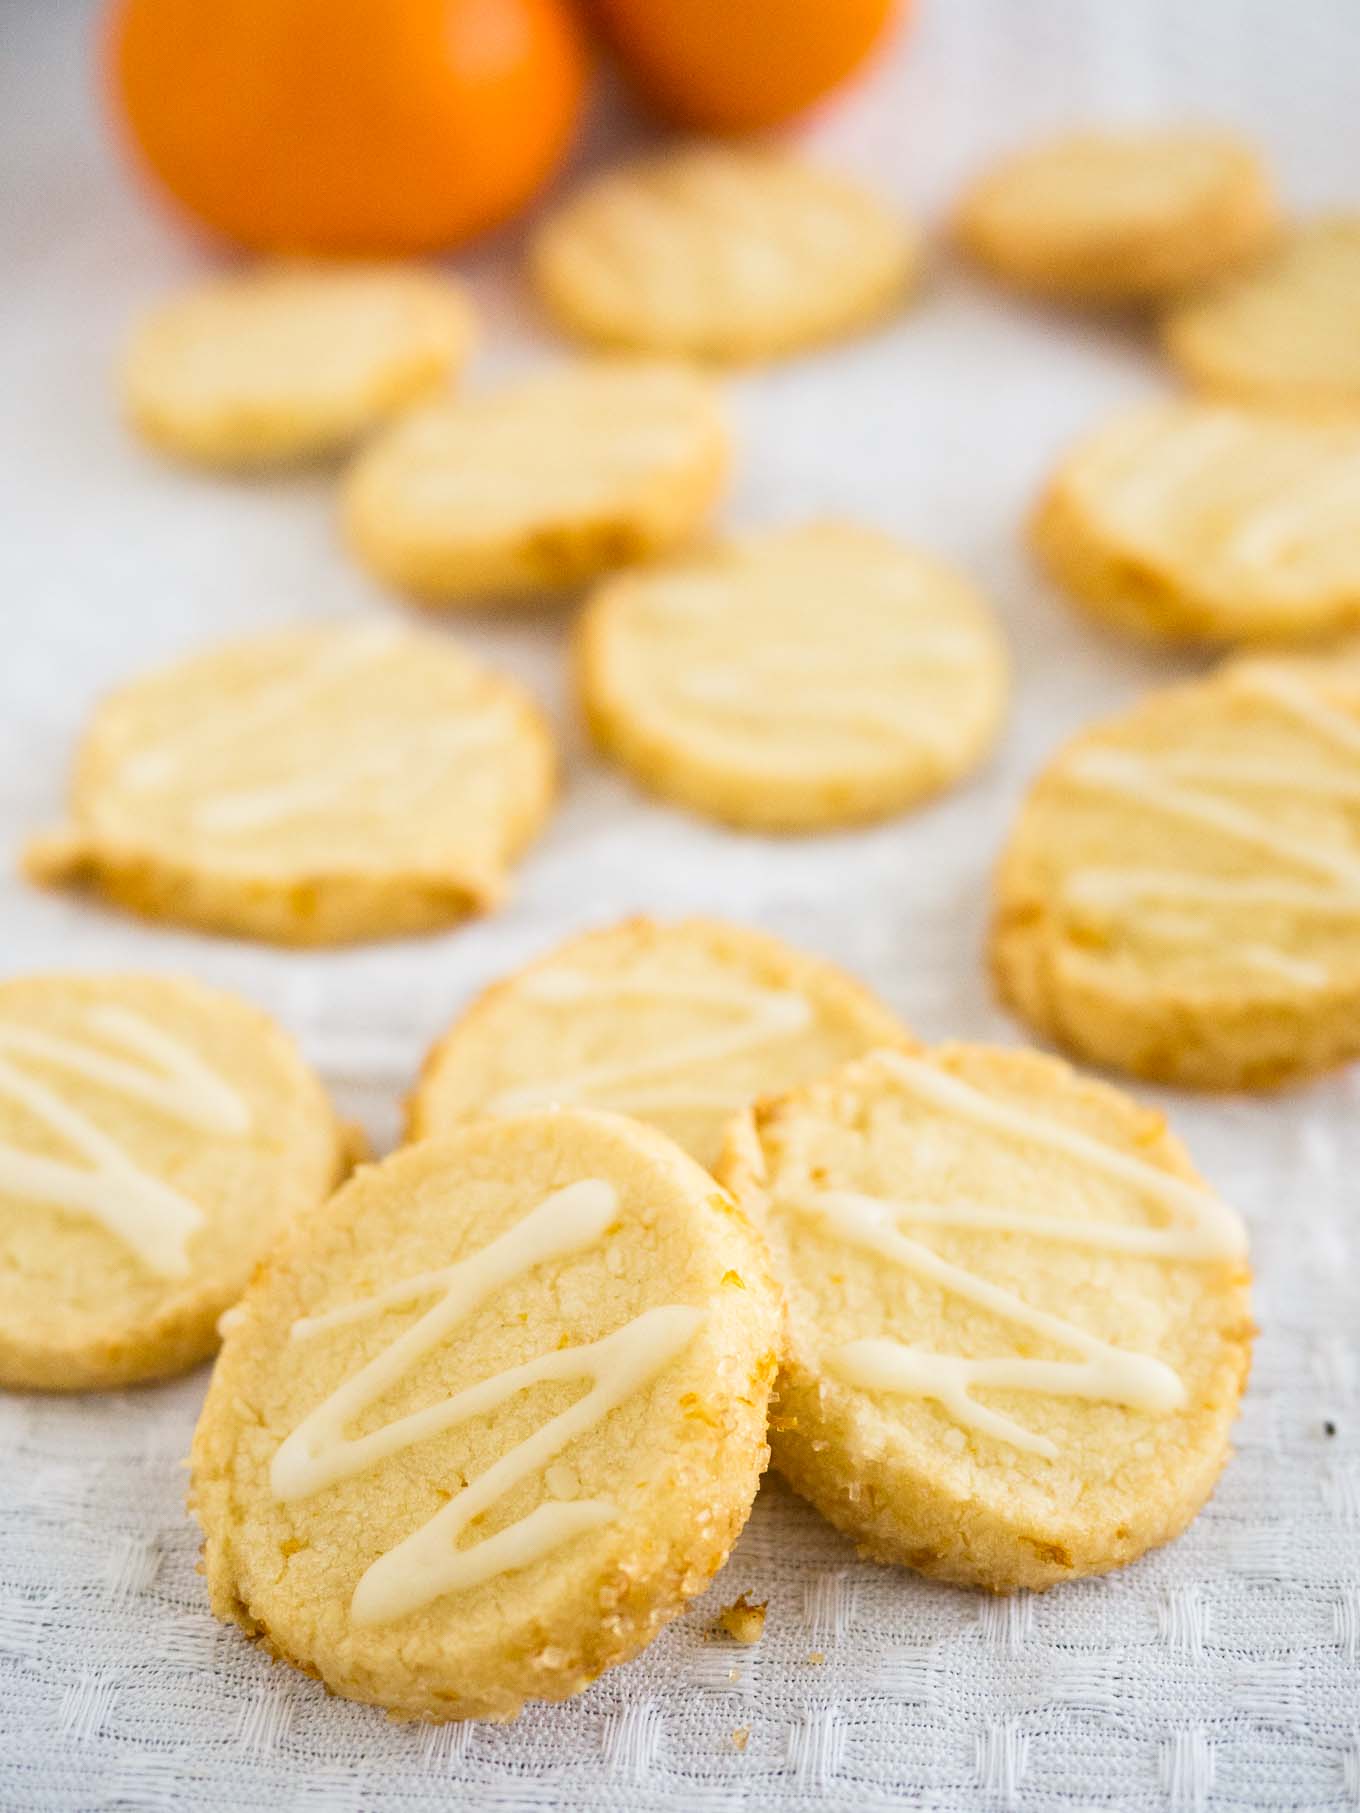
[530,145,918,362]
[991,647,1360,1088]
[954,128,1277,303]
[122,265,475,468]
[1032,399,1360,644]
[342,359,729,605]
[716,1044,1252,1591]
[24,622,555,946]
[576,522,1008,830]
[1164,217,1360,415]
[190,1111,782,1721]
[0,972,346,1391]
[408,916,909,1170]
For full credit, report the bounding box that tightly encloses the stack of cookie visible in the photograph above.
[0,915,1252,1720]
[6,121,1360,1725]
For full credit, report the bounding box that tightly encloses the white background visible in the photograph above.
[3,2,1359,1807]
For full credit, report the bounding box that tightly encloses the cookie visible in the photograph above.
[342,359,729,605]
[1163,217,1360,415]
[408,916,909,1170]
[529,145,918,362]
[0,972,346,1391]
[190,1111,782,1720]
[1031,399,1360,643]
[24,622,555,946]
[122,264,474,468]
[577,522,1008,830]
[717,1044,1251,1591]
[954,128,1277,303]
[991,647,1360,1088]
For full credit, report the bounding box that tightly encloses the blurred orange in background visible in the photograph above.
[592,0,903,132]
[106,0,588,256]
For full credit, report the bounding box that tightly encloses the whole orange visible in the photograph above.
[106,0,589,256]
[592,0,903,133]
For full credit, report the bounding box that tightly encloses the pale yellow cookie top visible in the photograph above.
[1033,399,1360,642]
[25,621,556,937]
[955,127,1277,302]
[717,1043,1251,1576]
[342,358,730,602]
[997,650,1360,1006]
[122,264,475,467]
[0,972,344,1390]
[1164,216,1360,414]
[408,915,910,1170]
[577,522,1008,829]
[190,1111,781,1721]
[530,144,919,361]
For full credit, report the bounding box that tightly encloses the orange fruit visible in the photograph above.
[592,0,903,133]
[105,0,589,257]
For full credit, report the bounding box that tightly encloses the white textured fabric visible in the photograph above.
[4,3,1360,1807]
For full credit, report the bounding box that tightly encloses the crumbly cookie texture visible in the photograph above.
[342,358,729,605]
[190,1112,782,1721]
[1163,217,1360,415]
[1031,399,1360,644]
[407,915,910,1170]
[954,128,1277,303]
[122,264,475,468]
[577,522,1008,830]
[530,145,919,362]
[991,643,1360,1088]
[716,1044,1252,1592]
[23,622,555,946]
[0,972,346,1391]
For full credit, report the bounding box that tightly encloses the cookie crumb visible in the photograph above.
[806,1650,826,1665]
[731,1726,750,1752]
[716,1593,767,1644]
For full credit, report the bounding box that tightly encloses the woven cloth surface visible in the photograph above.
[3,2,1359,1807]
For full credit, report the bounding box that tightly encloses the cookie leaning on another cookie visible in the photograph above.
[191,1112,782,1721]
[531,144,918,362]
[408,915,910,1170]
[1164,217,1360,416]
[991,644,1360,1088]
[343,359,729,605]
[1032,399,1360,644]
[577,522,1008,831]
[0,973,347,1391]
[717,1044,1252,1592]
[24,622,555,945]
[954,128,1277,304]
[122,264,475,468]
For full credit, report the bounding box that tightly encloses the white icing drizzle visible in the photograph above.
[0,1007,249,1135]
[1157,753,1360,802]
[670,670,945,752]
[871,1052,1245,1259]
[1089,414,1244,526]
[827,1334,1181,1460]
[1225,456,1360,564]
[1057,669,1360,980]
[120,625,403,793]
[191,716,504,835]
[270,1179,704,1626]
[1239,945,1329,988]
[1229,663,1360,760]
[487,971,813,1116]
[1066,749,1360,891]
[1064,867,1356,915]
[778,1050,1244,1459]
[0,1006,252,1276]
